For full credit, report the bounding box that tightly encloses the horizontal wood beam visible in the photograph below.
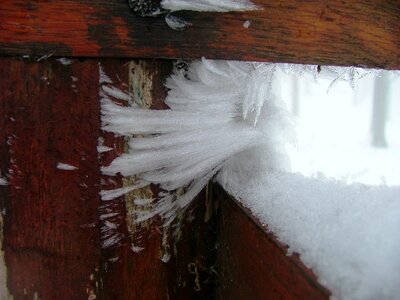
[0,0,399,69]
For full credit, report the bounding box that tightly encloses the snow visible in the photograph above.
[217,67,400,299]
[97,145,113,153]
[101,233,123,249]
[101,58,400,299]
[56,163,78,171]
[0,177,7,186]
[161,0,260,12]
[131,244,145,253]
[243,20,251,28]
[57,57,72,65]
[99,63,113,84]
[218,171,400,300]
[102,85,130,102]
[280,70,400,186]
[97,136,113,154]
[100,183,148,201]
[165,14,192,31]
[101,58,292,226]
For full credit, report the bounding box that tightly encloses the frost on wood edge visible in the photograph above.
[100,58,399,299]
[100,58,388,228]
[100,58,295,227]
[160,0,260,12]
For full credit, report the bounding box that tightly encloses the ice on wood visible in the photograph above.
[101,58,293,225]
[97,136,113,153]
[243,20,251,28]
[57,57,72,65]
[101,58,400,299]
[161,0,260,12]
[165,14,192,31]
[102,85,130,102]
[0,177,7,186]
[56,163,78,171]
[99,63,113,84]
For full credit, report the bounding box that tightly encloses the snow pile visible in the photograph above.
[219,171,400,300]
[161,0,260,12]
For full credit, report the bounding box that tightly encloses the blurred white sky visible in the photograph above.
[280,70,400,186]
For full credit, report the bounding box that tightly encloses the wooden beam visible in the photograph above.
[0,0,399,69]
[0,58,102,299]
[213,184,330,300]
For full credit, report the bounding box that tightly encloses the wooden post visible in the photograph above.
[0,58,216,299]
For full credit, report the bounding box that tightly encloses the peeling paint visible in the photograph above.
[128,61,153,108]
[122,61,155,240]
[123,177,153,236]
[86,268,101,300]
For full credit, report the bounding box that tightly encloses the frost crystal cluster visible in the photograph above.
[101,58,386,226]
[101,58,400,300]
[101,58,294,226]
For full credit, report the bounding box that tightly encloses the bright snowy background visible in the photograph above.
[220,69,400,300]
[280,70,400,186]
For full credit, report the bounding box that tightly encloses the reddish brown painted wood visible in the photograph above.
[0,61,9,223]
[0,58,217,299]
[214,184,330,300]
[0,1,399,69]
[0,58,101,299]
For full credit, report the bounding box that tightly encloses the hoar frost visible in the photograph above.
[101,58,400,300]
[160,0,260,12]
[101,58,293,226]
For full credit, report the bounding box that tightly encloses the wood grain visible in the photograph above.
[0,58,101,299]
[213,184,331,300]
[0,57,216,299]
[0,0,399,69]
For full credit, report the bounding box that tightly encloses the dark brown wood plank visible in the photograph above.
[0,0,399,69]
[0,58,101,299]
[0,57,216,299]
[214,184,330,300]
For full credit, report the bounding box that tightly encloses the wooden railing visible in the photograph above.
[0,1,399,299]
[1,0,399,68]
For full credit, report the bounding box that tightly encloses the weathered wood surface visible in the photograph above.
[0,58,215,299]
[0,58,102,299]
[0,0,399,69]
[214,184,331,300]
